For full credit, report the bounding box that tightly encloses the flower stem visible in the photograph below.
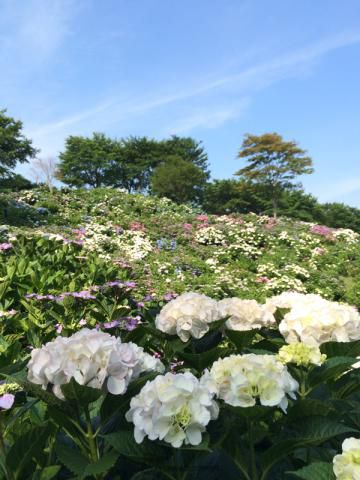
[0,416,14,480]
[248,420,258,480]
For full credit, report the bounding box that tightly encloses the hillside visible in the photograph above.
[1,187,359,310]
[1,187,360,479]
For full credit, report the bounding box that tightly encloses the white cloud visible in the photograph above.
[0,0,79,66]
[20,29,360,157]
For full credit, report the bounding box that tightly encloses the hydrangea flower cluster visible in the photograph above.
[267,292,360,346]
[217,298,275,331]
[27,328,164,399]
[126,371,219,448]
[155,292,221,342]
[202,354,298,412]
[333,437,360,479]
[277,343,326,367]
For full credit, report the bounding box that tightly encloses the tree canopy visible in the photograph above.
[235,133,314,216]
[151,156,208,204]
[0,109,38,177]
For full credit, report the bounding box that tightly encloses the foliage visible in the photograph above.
[0,187,359,478]
[0,109,38,177]
[151,156,208,204]
[235,133,314,217]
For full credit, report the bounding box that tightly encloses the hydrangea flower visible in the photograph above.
[27,328,164,399]
[333,437,360,479]
[266,293,360,346]
[278,343,326,367]
[126,371,219,448]
[202,354,298,412]
[218,298,275,331]
[155,292,221,342]
[0,393,15,410]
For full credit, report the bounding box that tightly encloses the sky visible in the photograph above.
[1,0,360,207]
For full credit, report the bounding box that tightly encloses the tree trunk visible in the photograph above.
[272,197,278,219]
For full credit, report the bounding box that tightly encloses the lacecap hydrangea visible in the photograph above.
[126,371,219,448]
[27,328,164,399]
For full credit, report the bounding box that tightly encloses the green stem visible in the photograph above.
[248,420,258,480]
[84,406,99,464]
[0,415,14,480]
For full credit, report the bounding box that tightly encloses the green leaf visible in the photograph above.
[309,357,356,388]
[287,462,335,479]
[104,430,168,463]
[61,378,103,406]
[7,425,51,477]
[37,466,61,480]
[82,451,119,477]
[225,329,259,351]
[321,340,360,358]
[260,417,356,479]
[178,346,227,371]
[55,442,89,476]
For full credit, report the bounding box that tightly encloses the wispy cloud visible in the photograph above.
[0,0,78,66]
[163,99,251,135]
[23,30,360,155]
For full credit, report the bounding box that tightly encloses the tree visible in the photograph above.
[31,156,57,192]
[202,179,267,214]
[151,156,207,204]
[235,133,314,217]
[0,109,37,177]
[0,173,34,191]
[160,136,210,179]
[119,136,161,192]
[56,133,122,188]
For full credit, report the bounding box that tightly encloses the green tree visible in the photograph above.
[317,202,360,232]
[202,179,267,214]
[57,133,122,188]
[0,173,34,191]
[0,109,37,177]
[119,136,161,192]
[235,133,314,217]
[151,156,207,204]
[160,135,210,178]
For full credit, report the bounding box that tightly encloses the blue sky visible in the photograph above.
[1,0,360,207]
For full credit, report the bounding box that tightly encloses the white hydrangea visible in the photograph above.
[268,293,360,346]
[195,226,226,245]
[265,292,325,312]
[155,292,221,342]
[202,354,298,412]
[27,328,164,399]
[114,230,153,261]
[333,437,360,479]
[126,371,219,448]
[278,343,326,367]
[218,298,275,331]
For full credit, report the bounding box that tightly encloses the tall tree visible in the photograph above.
[57,133,121,188]
[160,136,210,178]
[119,136,161,192]
[151,156,207,204]
[235,133,314,217]
[0,109,37,177]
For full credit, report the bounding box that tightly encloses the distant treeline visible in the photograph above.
[1,108,359,232]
